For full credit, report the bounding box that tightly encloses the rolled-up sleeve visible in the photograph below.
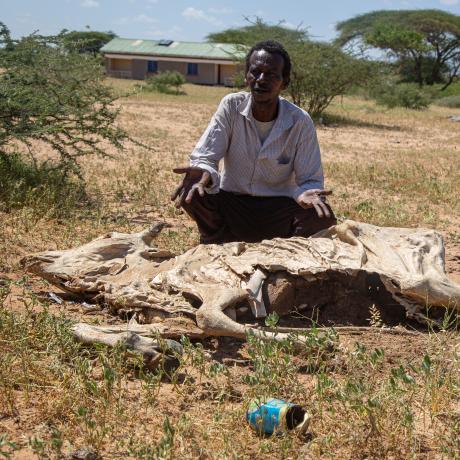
[292,117,324,201]
[190,95,233,194]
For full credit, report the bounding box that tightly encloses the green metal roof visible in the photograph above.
[101,38,244,61]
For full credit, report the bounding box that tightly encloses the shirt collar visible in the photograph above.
[237,92,295,132]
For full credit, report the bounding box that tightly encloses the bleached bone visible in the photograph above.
[22,220,460,347]
[242,268,267,318]
[73,323,183,371]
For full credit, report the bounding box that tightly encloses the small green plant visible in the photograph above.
[144,71,186,95]
[0,434,18,458]
[28,437,46,458]
[244,328,297,397]
[155,416,175,460]
[126,416,175,460]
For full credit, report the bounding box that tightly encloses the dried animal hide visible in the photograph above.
[22,220,460,352]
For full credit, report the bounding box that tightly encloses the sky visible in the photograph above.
[3,0,460,43]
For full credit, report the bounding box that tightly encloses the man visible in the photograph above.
[172,40,336,244]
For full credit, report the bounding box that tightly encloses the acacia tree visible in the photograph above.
[288,42,374,116]
[207,19,374,117]
[0,24,131,176]
[59,30,116,54]
[207,18,308,49]
[336,10,460,89]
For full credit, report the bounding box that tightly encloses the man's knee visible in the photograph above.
[180,193,231,244]
[292,204,337,238]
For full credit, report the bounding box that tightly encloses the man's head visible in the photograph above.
[245,40,291,85]
[244,40,291,105]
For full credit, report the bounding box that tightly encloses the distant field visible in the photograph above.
[0,80,459,459]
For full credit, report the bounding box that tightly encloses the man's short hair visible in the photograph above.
[245,40,291,85]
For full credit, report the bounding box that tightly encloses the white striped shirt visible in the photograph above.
[190,91,324,200]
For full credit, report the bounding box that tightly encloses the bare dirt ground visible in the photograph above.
[1,82,459,459]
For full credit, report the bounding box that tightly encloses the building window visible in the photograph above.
[147,60,158,73]
[187,63,198,75]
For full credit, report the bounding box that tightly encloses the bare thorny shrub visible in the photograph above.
[0,285,458,458]
[0,23,141,219]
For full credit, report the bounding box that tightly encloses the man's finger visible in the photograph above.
[313,202,324,218]
[174,189,185,208]
[173,166,205,174]
[172,167,191,174]
[197,184,205,197]
[171,184,183,201]
[319,200,331,218]
[306,189,332,196]
[185,185,199,204]
[200,170,211,185]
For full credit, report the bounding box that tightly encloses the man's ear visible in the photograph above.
[282,77,290,90]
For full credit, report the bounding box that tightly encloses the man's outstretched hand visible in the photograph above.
[296,189,332,218]
[171,167,211,208]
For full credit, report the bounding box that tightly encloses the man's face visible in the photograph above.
[245,50,287,105]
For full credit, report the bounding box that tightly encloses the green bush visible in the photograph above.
[435,79,460,98]
[0,23,134,215]
[435,95,460,108]
[373,82,431,110]
[144,71,186,95]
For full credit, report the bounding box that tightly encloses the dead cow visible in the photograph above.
[22,220,460,364]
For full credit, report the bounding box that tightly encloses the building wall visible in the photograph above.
[132,59,147,80]
[219,64,237,86]
[157,60,186,74]
[187,62,216,85]
[110,58,132,71]
[105,55,239,86]
[107,58,132,79]
[158,61,217,85]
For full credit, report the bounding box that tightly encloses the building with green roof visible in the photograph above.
[101,37,244,85]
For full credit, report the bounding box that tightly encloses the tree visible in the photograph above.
[60,30,116,54]
[288,42,375,117]
[208,19,375,117]
[207,18,308,48]
[0,23,131,177]
[336,10,460,89]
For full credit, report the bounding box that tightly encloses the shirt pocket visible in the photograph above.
[276,154,291,165]
[260,153,293,183]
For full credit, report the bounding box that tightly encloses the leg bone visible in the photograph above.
[72,323,183,371]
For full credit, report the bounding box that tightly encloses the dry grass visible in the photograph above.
[0,81,459,459]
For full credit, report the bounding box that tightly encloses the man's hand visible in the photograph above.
[296,189,332,218]
[171,167,211,208]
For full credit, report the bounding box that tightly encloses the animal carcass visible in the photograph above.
[22,220,460,361]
